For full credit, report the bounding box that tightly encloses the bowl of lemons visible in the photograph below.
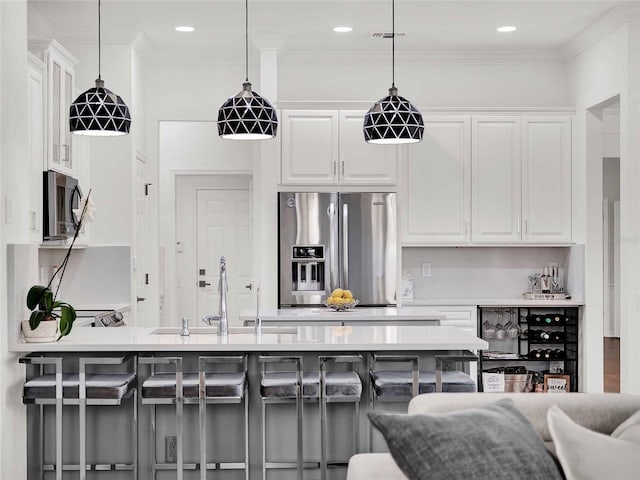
[325,288,359,311]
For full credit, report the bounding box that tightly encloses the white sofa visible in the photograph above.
[347,392,640,480]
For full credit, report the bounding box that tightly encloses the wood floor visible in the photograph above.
[604,337,620,393]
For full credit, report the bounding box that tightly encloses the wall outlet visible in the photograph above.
[421,262,431,277]
[165,436,177,463]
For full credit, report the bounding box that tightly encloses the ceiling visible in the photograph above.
[29,0,635,59]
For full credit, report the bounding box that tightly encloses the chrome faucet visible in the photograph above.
[180,317,190,336]
[202,257,229,336]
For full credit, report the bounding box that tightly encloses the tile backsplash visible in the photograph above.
[402,246,583,300]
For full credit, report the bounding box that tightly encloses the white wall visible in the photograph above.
[566,18,640,394]
[157,121,253,325]
[279,60,568,106]
[0,0,29,476]
[65,42,135,246]
[402,247,575,300]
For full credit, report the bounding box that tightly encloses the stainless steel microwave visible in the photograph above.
[43,170,81,241]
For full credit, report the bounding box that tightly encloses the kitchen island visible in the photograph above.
[17,325,486,480]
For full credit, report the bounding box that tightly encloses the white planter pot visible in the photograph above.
[21,319,58,343]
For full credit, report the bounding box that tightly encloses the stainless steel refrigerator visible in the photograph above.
[278,192,397,307]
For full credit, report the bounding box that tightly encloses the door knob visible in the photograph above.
[199,280,211,288]
[245,283,253,291]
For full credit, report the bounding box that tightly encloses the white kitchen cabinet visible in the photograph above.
[471,117,522,243]
[281,110,398,185]
[281,110,339,185]
[27,54,46,244]
[339,111,397,185]
[522,117,572,243]
[401,116,471,244]
[29,40,79,178]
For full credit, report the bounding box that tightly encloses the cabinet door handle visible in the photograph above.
[517,218,521,234]
[524,219,528,234]
[341,160,345,176]
[333,161,337,176]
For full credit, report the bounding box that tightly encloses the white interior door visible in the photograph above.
[196,188,253,325]
[134,155,148,325]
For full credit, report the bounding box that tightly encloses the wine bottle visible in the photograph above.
[543,349,553,359]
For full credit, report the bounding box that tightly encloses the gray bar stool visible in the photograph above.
[139,355,248,480]
[21,353,138,480]
[259,355,363,480]
[368,352,478,449]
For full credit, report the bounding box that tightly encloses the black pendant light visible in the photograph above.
[363,0,423,144]
[218,0,278,140]
[70,0,131,136]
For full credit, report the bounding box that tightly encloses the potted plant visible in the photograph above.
[21,190,94,342]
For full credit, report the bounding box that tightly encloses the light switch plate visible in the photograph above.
[422,262,431,277]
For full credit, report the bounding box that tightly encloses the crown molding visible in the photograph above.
[559,4,640,62]
[132,32,155,59]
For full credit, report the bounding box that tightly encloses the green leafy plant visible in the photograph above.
[26,285,77,336]
[25,189,92,340]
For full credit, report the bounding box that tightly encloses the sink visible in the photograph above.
[150,326,298,335]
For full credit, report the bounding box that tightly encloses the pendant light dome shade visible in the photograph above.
[364,0,423,144]
[70,0,131,136]
[70,79,131,136]
[217,82,278,140]
[364,86,424,144]
[218,0,277,140]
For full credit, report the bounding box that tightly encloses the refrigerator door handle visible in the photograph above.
[342,202,349,289]
[328,202,338,291]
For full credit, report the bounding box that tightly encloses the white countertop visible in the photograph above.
[239,306,446,322]
[402,298,585,307]
[11,325,488,353]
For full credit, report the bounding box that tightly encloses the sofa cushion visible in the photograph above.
[548,405,640,480]
[346,453,406,480]
[368,398,563,480]
[407,392,640,453]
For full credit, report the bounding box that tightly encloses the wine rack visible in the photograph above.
[478,306,579,392]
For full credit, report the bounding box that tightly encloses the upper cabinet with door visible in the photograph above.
[400,114,572,246]
[29,40,79,178]
[280,110,398,185]
[401,116,471,244]
[27,53,46,244]
[471,116,523,243]
[521,117,571,243]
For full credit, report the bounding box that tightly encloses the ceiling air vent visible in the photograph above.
[370,32,406,39]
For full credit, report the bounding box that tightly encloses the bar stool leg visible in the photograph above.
[296,368,303,480]
[54,359,63,480]
[79,362,87,480]
[199,371,207,480]
[176,370,184,480]
[320,362,328,480]
[261,400,267,480]
[151,405,157,480]
[244,383,250,480]
[133,388,138,480]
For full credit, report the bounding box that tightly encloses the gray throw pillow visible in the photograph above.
[368,398,563,480]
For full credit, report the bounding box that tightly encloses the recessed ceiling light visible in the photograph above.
[175,26,195,33]
[497,26,517,33]
[333,26,353,33]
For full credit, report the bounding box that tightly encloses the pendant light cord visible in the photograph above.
[245,0,249,82]
[391,0,395,88]
[98,0,102,80]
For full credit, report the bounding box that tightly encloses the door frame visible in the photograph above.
[168,170,253,325]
